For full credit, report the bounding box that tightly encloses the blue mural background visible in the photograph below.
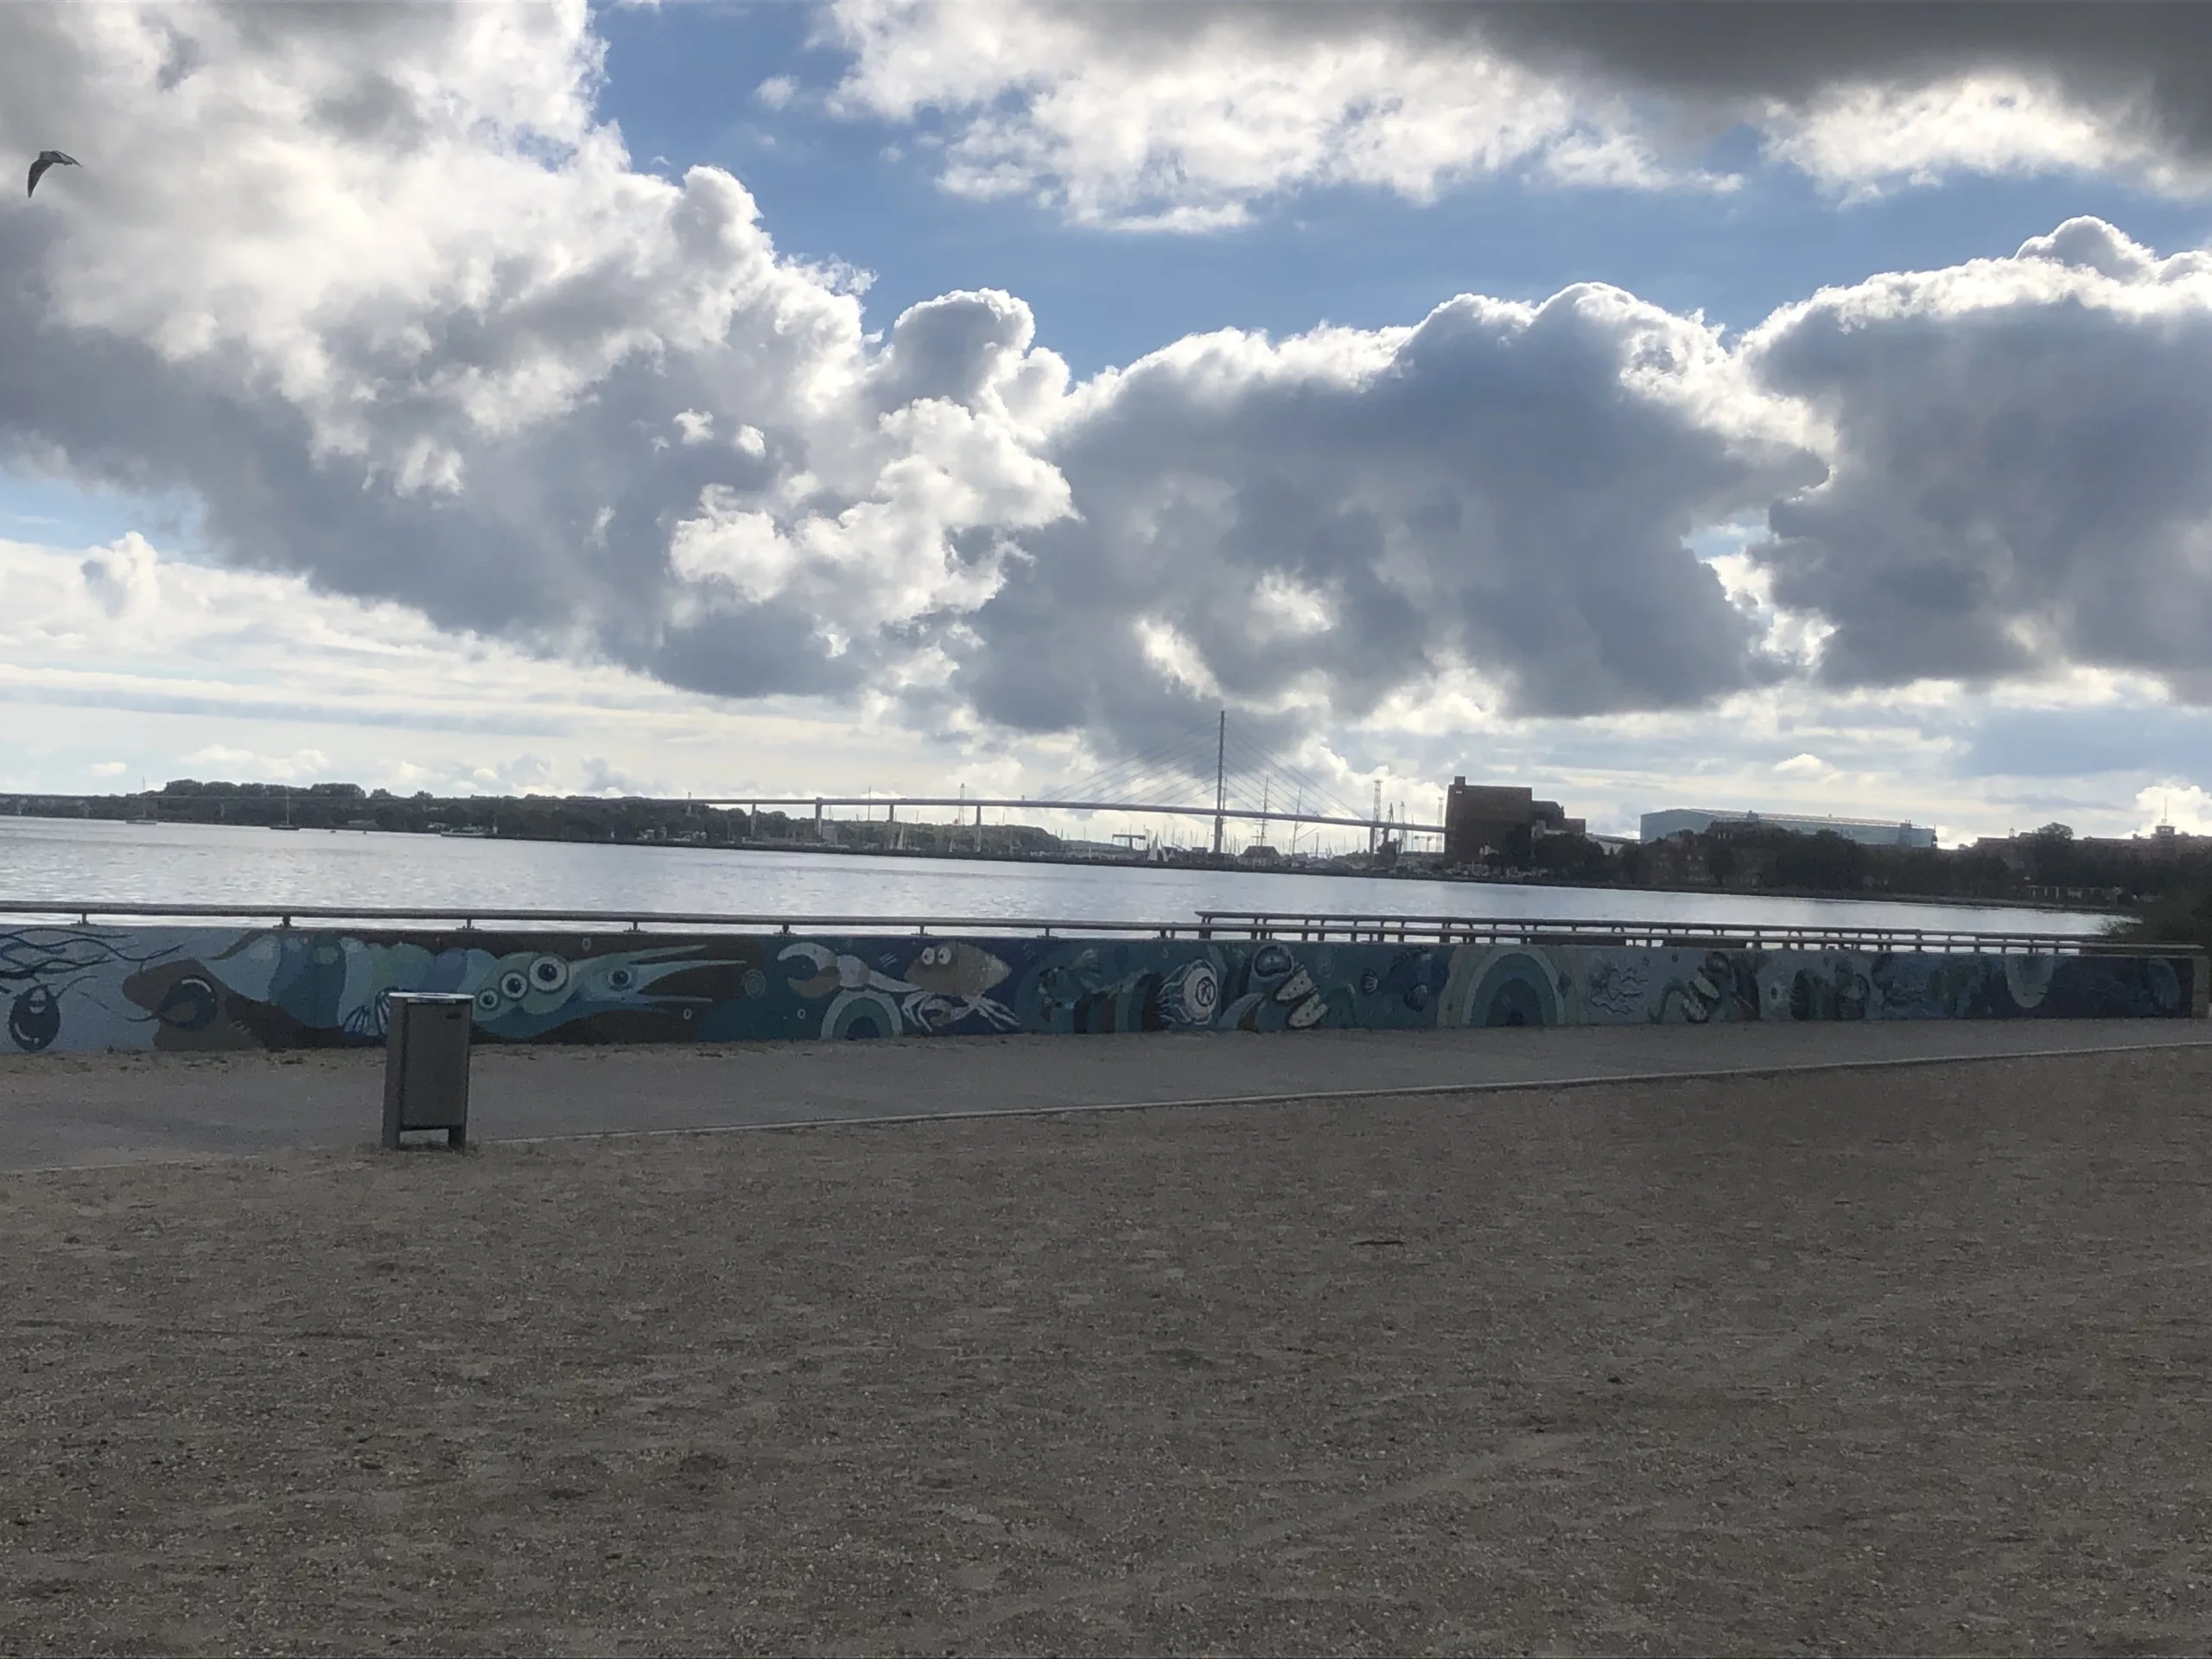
[0,925,2194,1054]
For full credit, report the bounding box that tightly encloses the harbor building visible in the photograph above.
[1640,808,1936,849]
[1444,779,1585,865]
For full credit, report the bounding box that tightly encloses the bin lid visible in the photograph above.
[386,991,477,1006]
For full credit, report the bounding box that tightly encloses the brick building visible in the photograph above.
[1442,778,1584,866]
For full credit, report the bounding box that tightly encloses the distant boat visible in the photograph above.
[270,823,301,831]
[442,825,493,838]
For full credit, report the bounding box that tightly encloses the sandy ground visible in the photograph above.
[5,1048,2212,1656]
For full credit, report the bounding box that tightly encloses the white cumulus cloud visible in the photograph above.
[0,1,1073,709]
[4,2,2212,828]
[826,0,1693,228]
[1744,219,2212,698]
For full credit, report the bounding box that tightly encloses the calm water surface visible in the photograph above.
[0,817,2118,937]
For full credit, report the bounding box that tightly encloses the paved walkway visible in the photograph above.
[3,1018,2209,1171]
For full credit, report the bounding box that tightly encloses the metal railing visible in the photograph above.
[0,899,1202,939]
[0,899,2137,953]
[1193,911,2126,954]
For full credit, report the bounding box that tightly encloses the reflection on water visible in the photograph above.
[0,816,2117,936]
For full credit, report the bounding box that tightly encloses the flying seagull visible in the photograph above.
[27,150,79,198]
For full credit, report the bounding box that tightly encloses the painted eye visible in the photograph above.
[607,967,636,991]
[499,970,530,1001]
[154,976,217,1032]
[529,955,569,991]
[475,986,502,1013]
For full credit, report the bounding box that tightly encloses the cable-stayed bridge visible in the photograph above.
[699,714,1444,853]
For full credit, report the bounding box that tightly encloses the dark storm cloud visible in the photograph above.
[1484,3,2212,144]
[1047,2,2212,165]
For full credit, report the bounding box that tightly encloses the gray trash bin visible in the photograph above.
[383,992,475,1149]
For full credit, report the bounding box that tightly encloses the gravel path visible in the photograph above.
[8,1019,2208,1170]
[4,1048,2211,1654]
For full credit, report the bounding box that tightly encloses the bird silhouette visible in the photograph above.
[28,150,79,198]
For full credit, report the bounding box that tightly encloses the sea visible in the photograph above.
[0,816,2120,938]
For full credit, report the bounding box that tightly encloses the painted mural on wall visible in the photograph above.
[0,924,2195,1054]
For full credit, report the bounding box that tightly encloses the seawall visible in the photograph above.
[4,923,2202,1054]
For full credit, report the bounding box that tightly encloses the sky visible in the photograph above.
[4,1,2212,848]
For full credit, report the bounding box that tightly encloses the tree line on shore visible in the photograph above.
[1496,818,2212,946]
[0,781,1069,855]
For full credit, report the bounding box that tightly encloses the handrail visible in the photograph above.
[1192,910,2124,953]
[0,899,2135,952]
[0,900,1203,938]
